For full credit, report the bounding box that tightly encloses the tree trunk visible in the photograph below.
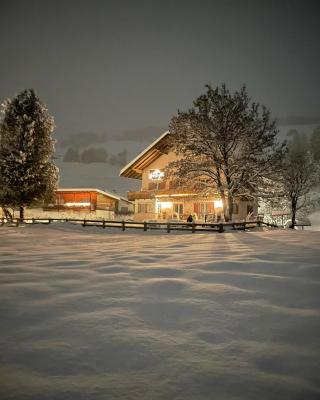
[19,206,24,222]
[2,207,13,222]
[290,198,297,229]
[220,191,228,221]
[227,196,233,222]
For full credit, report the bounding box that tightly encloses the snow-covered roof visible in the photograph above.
[56,188,132,203]
[119,131,171,179]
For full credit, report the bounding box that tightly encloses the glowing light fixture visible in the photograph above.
[65,202,91,207]
[160,201,172,209]
[214,199,223,208]
[149,169,164,180]
[156,200,173,210]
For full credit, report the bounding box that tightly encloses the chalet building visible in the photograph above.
[44,188,133,218]
[120,131,257,221]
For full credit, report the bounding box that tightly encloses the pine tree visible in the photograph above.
[167,84,285,221]
[0,89,59,220]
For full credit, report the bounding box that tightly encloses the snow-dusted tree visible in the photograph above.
[310,126,320,161]
[281,148,319,228]
[166,84,285,221]
[0,89,59,220]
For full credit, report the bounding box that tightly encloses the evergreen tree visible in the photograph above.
[0,89,58,220]
[166,84,285,221]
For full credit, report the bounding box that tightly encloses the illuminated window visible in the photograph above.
[173,203,183,214]
[199,202,209,215]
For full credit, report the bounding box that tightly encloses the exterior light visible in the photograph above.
[156,200,172,210]
[64,202,91,207]
[160,201,172,209]
[214,199,223,208]
[149,169,164,180]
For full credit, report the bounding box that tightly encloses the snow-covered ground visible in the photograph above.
[0,224,320,400]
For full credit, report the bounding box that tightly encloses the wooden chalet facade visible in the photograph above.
[44,188,133,216]
[120,131,258,222]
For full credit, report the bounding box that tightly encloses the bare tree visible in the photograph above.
[281,150,319,228]
[167,84,284,221]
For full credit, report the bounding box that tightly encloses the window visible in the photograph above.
[232,203,239,214]
[138,203,153,213]
[247,204,254,215]
[173,203,183,215]
[148,182,158,190]
[199,202,209,215]
[148,182,166,190]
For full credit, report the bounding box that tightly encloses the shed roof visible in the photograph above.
[56,188,132,203]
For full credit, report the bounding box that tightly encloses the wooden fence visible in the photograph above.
[0,217,279,233]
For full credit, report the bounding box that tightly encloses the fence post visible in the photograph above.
[192,222,196,233]
[218,223,224,233]
[167,223,170,233]
[122,220,125,231]
[144,221,147,231]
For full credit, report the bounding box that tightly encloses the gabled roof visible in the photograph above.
[119,131,171,179]
[56,188,132,203]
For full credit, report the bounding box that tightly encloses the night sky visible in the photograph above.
[0,0,319,140]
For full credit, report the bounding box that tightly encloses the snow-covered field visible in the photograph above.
[0,224,320,400]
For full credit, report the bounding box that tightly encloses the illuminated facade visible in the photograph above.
[44,188,133,216]
[120,131,257,221]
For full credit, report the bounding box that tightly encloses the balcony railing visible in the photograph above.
[127,188,197,201]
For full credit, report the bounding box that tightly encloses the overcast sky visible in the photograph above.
[0,0,319,140]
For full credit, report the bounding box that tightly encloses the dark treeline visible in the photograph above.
[63,147,128,166]
[286,126,320,160]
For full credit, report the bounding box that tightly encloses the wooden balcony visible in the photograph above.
[127,188,197,201]
[127,191,154,201]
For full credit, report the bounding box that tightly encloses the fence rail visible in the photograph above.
[0,217,280,233]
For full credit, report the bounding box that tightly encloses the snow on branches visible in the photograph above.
[0,89,59,219]
[166,84,285,221]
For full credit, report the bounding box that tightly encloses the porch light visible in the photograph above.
[156,200,173,209]
[214,199,223,208]
[159,201,172,209]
